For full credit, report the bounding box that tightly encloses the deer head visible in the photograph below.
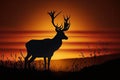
[48,11,70,40]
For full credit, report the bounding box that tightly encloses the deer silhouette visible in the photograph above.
[24,11,70,70]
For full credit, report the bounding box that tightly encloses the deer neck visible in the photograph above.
[53,34,62,43]
[51,34,62,50]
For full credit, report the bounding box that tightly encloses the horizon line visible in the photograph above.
[0,30,120,34]
[0,48,120,52]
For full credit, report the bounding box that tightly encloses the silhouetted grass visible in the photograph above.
[0,48,120,79]
[0,58,120,80]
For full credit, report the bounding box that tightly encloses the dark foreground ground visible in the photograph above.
[0,58,120,80]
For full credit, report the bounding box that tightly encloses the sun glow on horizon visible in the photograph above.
[0,30,120,61]
[0,0,120,61]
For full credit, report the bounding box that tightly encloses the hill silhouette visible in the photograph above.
[79,57,120,79]
[0,54,120,80]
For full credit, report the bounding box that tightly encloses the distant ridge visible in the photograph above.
[79,57,120,79]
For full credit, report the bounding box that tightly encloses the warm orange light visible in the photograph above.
[0,0,120,61]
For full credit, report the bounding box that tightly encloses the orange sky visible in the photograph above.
[0,0,120,60]
[0,0,120,31]
[0,31,120,61]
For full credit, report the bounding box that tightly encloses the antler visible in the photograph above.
[62,16,70,31]
[48,11,62,31]
[48,11,70,31]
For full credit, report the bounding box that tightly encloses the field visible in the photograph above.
[0,53,120,80]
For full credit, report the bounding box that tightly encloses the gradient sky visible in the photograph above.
[0,0,120,31]
[0,0,120,60]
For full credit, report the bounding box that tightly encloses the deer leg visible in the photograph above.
[44,57,46,70]
[48,57,51,70]
[24,53,31,68]
[28,56,36,69]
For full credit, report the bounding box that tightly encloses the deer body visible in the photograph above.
[26,39,62,57]
[25,11,70,70]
